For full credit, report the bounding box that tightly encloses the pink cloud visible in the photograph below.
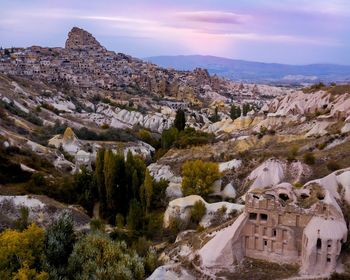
[175,11,249,24]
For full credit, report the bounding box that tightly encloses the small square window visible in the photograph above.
[249,213,258,220]
[260,213,268,221]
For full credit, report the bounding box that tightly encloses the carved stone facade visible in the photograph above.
[239,184,348,275]
[242,192,313,263]
[200,182,348,276]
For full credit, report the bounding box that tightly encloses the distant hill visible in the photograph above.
[146,55,350,84]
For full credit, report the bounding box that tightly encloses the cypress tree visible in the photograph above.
[104,149,116,216]
[143,169,153,215]
[132,169,140,199]
[95,148,106,217]
[230,104,241,120]
[174,109,186,131]
[114,154,127,216]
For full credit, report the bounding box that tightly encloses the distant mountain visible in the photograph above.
[146,55,350,84]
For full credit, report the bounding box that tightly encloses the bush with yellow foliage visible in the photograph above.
[0,224,48,279]
[181,160,221,198]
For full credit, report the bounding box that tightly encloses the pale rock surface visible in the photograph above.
[148,163,182,183]
[147,264,195,280]
[49,127,80,154]
[266,90,330,116]
[248,158,285,190]
[123,141,155,159]
[221,183,237,199]
[199,213,247,267]
[305,121,332,137]
[306,168,350,204]
[341,122,350,134]
[166,183,183,200]
[0,195,45,208]
[202,116,253,134]
[219,159,242,172]
[163,195,244,228]
[302,216,348,275]
[20,164,36,173]
[0,195,90,230]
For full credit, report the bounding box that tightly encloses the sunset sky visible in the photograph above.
[1,0,350,64]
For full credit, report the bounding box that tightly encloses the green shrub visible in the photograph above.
[174,127,214,148]
[68,233,145,280]
[90,218,105,232]
[115,214,125,228]
[144,248,159,276]
[190,200,206,224]
[327,161,340,171]
[45,211,75,279]
[316,142,327,150]
[161,127,179,149]
[287,145,299,161]
[293,182,303,189]
[100,123,110,129]
[15,206,29,231]
[145,212,164,240]
[303,152,316,165]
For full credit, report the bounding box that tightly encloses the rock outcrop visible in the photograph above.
[65,27,106,52]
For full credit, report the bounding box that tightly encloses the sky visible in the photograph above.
[1,0,350,65]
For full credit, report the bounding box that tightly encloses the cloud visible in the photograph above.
[175,11,249,24]
[215,32,340,46]
[77,15,154,25]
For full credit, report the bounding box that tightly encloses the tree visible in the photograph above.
[141,169,153,214]
[0,224,47,279]
[73,166,95,214]
[209,107,221,122]
[174,109,186,131]
[151,179,168,209]
[230,104,241,120]
[132,169,140,199]
[161,127,178,149]
[113,154,127,216]
[68,233,145,280]
[116,214,125,228]
[15,206,29,231]
[242,103,251,116]
[127,199,143,231]
[44,211,75,279]
[103,149,115,217]
[181,160,221,198]
[95,148,106,216]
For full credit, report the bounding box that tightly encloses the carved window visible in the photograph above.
[273,229,277,237]
[317,238,322,249]
[260,213,268,221]
[249,213,257,220]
